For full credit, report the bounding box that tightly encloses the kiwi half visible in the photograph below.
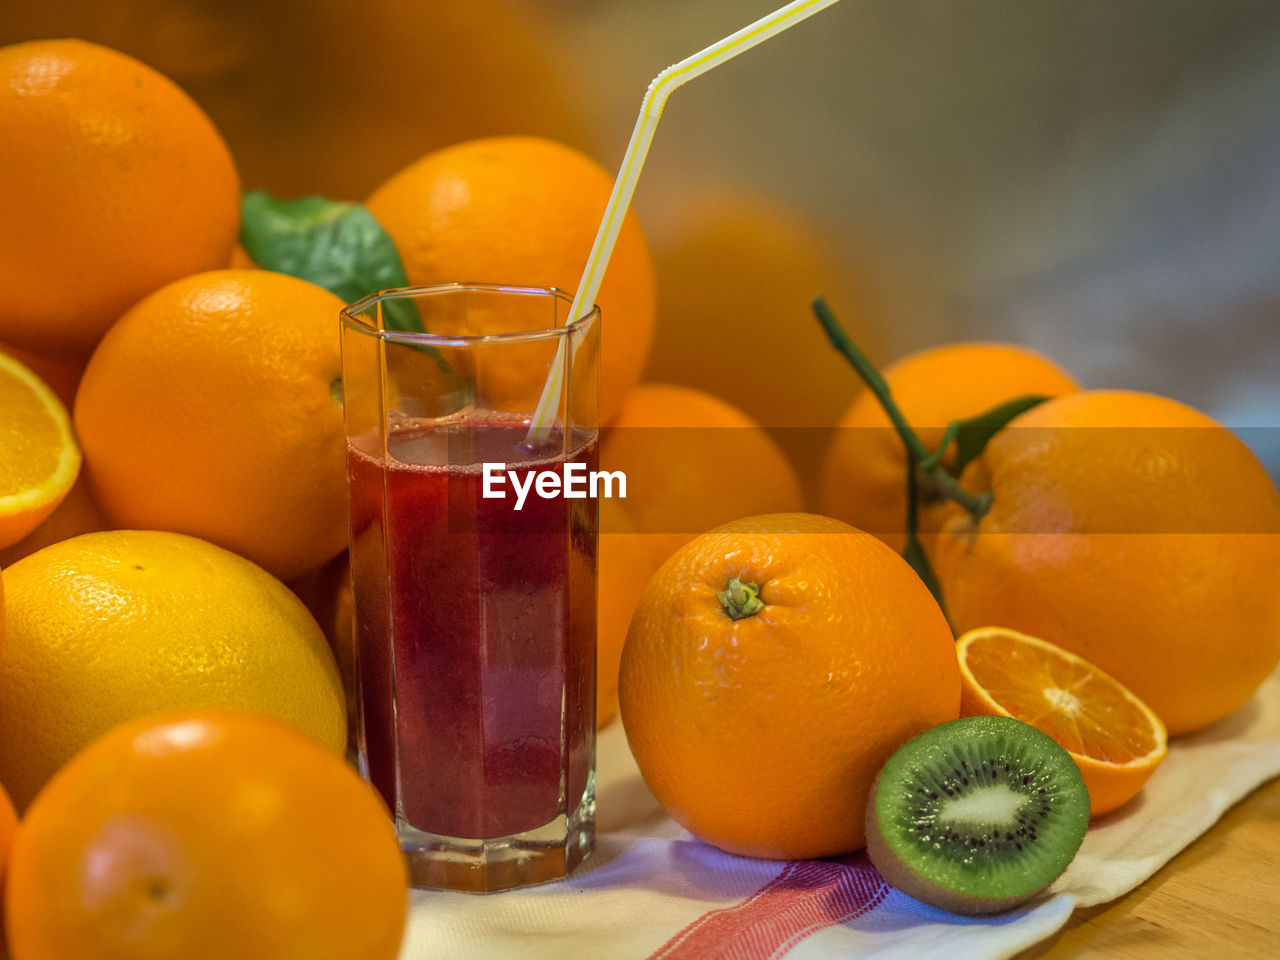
[865,715,1090,915]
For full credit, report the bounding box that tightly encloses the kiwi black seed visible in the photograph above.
[865,715,1090,915]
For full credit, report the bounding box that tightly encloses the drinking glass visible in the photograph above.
[340,283,599,892]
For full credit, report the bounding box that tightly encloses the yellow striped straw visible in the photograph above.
[526,0,846,444]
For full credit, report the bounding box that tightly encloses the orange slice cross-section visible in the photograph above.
[0,350,81,549]
[957,626,1168,817]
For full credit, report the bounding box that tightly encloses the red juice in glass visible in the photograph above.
[348,416,597,870]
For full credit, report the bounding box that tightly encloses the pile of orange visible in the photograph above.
[0,36,416,957]
[617,360,1280,862]
[0,31,673,952]
[2,42,661,578]
[0,39,352,583]
[2,11,1280,945]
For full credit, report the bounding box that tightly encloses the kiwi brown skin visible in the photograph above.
[865,766,1050,915]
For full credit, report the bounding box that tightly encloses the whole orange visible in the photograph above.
[620,513,959,859]
[822,342,1078,554]
[74,270,348,581]
[935,390,1280,735]
[647,189,883,431]
[5,709,406,960]
[0,39,239,357]
[0,530,346,811]
[601,384,805,566]
[365,136,656,424]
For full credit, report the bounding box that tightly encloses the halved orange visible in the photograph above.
[0,350,81,549]
[956,626,1168,818]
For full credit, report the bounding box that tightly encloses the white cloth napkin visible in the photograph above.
[400,665,1280,959]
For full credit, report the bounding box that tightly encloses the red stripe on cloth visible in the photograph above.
[648,854,888,960]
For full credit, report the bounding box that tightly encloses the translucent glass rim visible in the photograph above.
[340,282,600,346]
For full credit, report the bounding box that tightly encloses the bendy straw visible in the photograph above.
[526,0,846,444]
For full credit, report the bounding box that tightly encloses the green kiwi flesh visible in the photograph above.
[865,715,1090,915]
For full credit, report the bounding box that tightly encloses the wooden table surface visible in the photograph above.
[1016,777,1280,958]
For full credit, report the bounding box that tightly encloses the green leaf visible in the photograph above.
[240,190,451,370]
[943,394,1052,478]
[239,190,424,334]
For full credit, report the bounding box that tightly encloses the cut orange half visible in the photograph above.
[0,350,81,550]
[956,626,1168,818]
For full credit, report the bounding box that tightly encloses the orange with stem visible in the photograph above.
[620,513,958,859]
[822,342,1077,554]
[814,298,1280,736]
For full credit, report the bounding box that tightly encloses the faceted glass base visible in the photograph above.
[397,784,596,893]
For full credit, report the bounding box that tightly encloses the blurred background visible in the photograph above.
[4,0,1278,475]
